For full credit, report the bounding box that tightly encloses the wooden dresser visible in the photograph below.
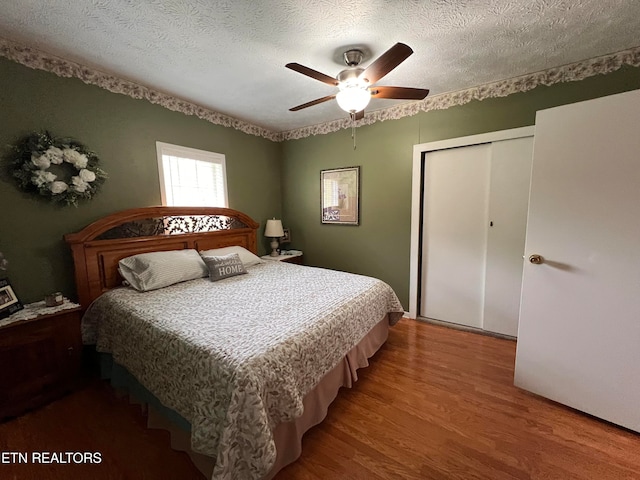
[0,305,82,420]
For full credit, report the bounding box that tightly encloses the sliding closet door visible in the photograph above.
[419,136,533,334]
[482,138,533,336]
[420,144,491,328]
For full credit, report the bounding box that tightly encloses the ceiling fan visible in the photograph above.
[286,43,429,121]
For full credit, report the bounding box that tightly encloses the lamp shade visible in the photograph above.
[264,219,284,237]
[336,86,371,113]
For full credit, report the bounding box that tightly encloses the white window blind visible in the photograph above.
[156,142,228,207]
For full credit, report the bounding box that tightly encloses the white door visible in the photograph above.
[421,144,491,328]
[420,137,533,335]
[515,89,640,432]
[483,138,533,336]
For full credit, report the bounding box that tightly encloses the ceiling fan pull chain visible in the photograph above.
[351,113,357,149]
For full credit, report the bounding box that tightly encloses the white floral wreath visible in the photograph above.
[10,131,106,206]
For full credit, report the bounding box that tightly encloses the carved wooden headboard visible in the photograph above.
[64,206,259,308]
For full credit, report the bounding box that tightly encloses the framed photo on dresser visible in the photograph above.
[0,278,23,319]
[280,228,291,244]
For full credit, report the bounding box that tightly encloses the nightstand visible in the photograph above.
[261,252,304,265]
[0,301,82,420]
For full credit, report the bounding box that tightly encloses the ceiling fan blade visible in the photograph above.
[371,86,430,100]
[289,94,336,111]
[360,43,414,85]
[286,63,338,86]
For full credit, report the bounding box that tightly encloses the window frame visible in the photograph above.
[155,141,229,207]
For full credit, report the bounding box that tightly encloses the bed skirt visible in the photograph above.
[101,315,390,479]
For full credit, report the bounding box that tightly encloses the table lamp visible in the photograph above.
[264,219,284,256]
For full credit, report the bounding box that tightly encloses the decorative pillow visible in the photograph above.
[202,253,247,282]
[118,249,208,292]
[199,246,263,268]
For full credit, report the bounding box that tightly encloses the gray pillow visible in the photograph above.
[199,246,264,268]
[203,253,247,282]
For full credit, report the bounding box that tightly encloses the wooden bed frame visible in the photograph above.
[64,206,259,308]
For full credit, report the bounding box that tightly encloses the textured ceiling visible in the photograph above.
[0,0,639,133]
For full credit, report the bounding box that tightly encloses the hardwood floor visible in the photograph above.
[277,319,640,479]
[0,377,203,480]
[1,318,639,479]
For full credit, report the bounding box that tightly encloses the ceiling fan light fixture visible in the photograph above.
[287,43,425,120]
[336,86,371,113]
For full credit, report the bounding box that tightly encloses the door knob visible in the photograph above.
[529,254,543,264]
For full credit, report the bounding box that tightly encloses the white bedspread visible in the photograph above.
[82,261,404,479]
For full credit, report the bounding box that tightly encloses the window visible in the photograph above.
[156,142,228,207]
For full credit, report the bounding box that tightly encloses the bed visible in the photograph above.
[65,206,404,479]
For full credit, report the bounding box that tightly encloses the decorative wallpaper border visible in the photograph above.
[1,36,638,142]
[0,37,281,142]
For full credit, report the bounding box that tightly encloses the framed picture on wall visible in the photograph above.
[321,166,360,225]
[0,278,24,319]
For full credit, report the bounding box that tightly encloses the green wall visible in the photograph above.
[0,57,282,303]
[2,53,638,309]
[281,65,640,309]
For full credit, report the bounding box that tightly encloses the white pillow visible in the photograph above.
[118,249,208,292]
[199,246,264,268]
